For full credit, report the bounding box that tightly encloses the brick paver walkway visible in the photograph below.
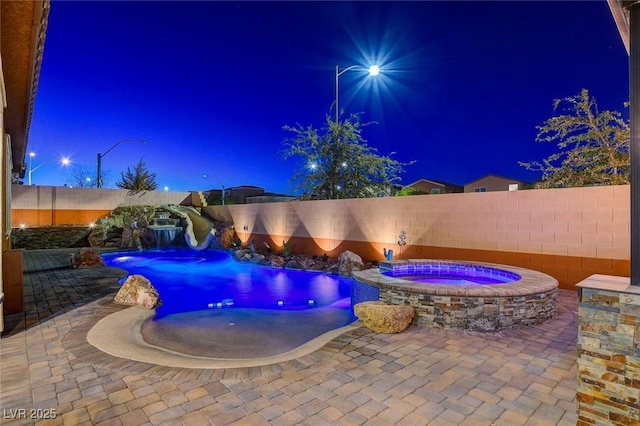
[1,249,578,425]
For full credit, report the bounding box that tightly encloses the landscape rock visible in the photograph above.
[354,301,415,333]
[338,250,364,277]
[114,274,161,309]
[285,260,303,269]
[220,226,237,249]
[308,261,326,271]
[300,258,316,269]
[235,249,249,259]
[268,256,286,268]
[71,247,105,268]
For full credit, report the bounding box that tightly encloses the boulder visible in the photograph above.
[140,228,157,249]
[220,226,237,249]
[338,250,364,277]
[285,259,303,269]
[268,256,286,268]
[300,258,316,269]
[120,227,134,248]
[71,247,105,268]
[354,301,415,333]
[235,249,249,259]
[308,261,326,271]
[114,274,161,309]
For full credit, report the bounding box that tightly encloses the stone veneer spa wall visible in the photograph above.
[352,259,558,331]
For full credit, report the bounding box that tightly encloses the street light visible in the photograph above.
[202,173,225,205]
[335,64,380,122]
[27,152,71,185]
[96,139,146,188]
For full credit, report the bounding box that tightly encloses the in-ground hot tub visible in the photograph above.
[352,259,558,331]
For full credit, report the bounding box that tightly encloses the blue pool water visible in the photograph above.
[390,273,512,285]
[102,249,354,319]
[382,264,520,285]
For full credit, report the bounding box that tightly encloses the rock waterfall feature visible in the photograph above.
[164,205,216,250]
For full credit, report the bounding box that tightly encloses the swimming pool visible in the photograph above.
[100,249,358,359]
[102,249,354,318]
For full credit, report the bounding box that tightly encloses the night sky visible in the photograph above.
[27,1,629,194]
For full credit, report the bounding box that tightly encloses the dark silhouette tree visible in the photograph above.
[282,112,412,199]
[520,89,629,188]
[116,158,158,191]
[396,187,428,196]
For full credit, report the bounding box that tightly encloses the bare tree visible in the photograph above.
[65,164,97,188]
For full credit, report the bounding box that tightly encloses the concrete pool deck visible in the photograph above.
[1,248,578,425]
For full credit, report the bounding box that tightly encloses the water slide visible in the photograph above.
[164,205,216,250]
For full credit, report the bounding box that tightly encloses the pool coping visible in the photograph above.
[87,305,362,369]
[353,259,559,297]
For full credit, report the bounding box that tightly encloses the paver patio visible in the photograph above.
[1,248,578,425]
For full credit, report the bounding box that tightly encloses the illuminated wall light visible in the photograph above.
[235,215,257,245]
[313,236,343,253]
[20,224,26,230]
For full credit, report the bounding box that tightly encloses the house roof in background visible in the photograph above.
[465,173,530,187]
[405,178,462,188]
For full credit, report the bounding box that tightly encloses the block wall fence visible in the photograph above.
[11,184,630,291]
[10,185,194,227]
[205,185,630,291]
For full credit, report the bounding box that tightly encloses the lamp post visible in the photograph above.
[334,64,380,122]
[96,139,146,188]
[202,173,225,205]
[27,152,71,185]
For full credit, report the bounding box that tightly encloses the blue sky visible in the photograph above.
[27,1,629,194]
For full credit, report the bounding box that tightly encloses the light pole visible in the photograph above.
[96,139,146,188]
[334,64,380,122]
[27,152,71,185]
[203,173,225,205]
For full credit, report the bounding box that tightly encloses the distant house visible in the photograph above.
[404,179,463,195]
[246,193,297,204]
[204,185,296,204]
[227,185,266,204]
[204,185,264,205]
[464,174,530,193]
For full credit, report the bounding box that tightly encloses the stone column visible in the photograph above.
[576,275,640,424]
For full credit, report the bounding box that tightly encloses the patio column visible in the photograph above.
[631,1,640,285]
